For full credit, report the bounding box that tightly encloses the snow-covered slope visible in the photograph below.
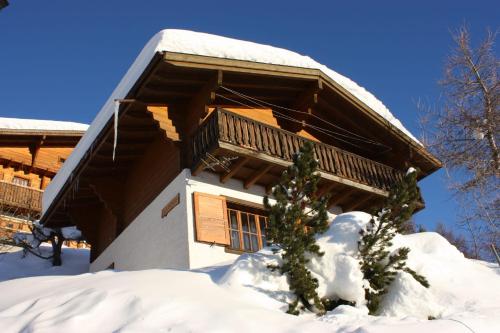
[0,117,88,132]
[42,29,420,215]
[0,212,498,332]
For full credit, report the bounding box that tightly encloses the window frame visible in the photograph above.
[227,205,268,253]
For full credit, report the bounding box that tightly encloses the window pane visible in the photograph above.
[229,211,238,230]
[241,214,249,232]
[250,234,259,251]
[249,215,257,233]
[261,235,267,247]
[231,231,240,249]
[243,233,251,251]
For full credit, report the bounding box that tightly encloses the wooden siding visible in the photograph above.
[123,136,181,226]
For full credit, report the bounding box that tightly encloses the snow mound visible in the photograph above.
[43,29,421,215]
[0,245,89,282]
[0,117,88,132]
[221,212,500,323]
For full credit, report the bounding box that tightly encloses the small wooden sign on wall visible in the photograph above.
[161,193,180,218]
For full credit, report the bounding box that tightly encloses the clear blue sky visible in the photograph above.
[1,1,498,230]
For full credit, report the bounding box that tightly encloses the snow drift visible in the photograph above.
[0,212,499,332]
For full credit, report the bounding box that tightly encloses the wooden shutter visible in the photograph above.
[193,192,230,245]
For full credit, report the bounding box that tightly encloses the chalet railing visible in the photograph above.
[0,180,42,212]
[192,108,404,191]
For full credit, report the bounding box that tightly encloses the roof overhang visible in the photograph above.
[40,51,441,228]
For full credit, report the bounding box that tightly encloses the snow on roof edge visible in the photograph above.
[0,117,88,132]
[42,29,422,217]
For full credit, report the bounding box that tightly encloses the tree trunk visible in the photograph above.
[51,236,63,266]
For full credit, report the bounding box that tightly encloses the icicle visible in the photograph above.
[113,100,119,161]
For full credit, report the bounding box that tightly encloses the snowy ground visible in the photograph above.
[0,213,499,332]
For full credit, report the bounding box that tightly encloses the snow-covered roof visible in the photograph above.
[0,117,88,133]
[42,29,421,215]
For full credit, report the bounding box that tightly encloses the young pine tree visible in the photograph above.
[264,142,329,315]
[358,168,430,314]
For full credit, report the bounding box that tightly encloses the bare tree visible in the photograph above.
[421,26,499,260]
[14,222,82,266]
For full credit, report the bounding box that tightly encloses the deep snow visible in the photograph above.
[0,212,499,332]
[0,117,88,132]
[42,29,422,216]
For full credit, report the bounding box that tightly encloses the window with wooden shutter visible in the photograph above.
[193,192,230,246]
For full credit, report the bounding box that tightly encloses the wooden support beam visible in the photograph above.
[328,188,356,209]
[28,135,45,167]
[186,70,223,135]
[293,79,322,115]
[220,157,249,183]
[69,204,101,261]
[244,164,273,189]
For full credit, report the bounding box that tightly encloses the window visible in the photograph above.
[12,176,29,187]
[227,204,268,252]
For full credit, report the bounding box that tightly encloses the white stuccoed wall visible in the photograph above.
[90,168,342,272]
[90,170,191,272]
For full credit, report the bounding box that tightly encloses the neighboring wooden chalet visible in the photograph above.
[39,30,441,271]
[0,118,87,239]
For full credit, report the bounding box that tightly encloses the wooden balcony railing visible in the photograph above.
[192,108,404,192]
[0,180,42,212]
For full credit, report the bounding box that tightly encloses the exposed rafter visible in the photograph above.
[220,157,249,183]
[244,164,273,189]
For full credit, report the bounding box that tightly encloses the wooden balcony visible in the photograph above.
[191,108,405,211]
[0,180,42,214]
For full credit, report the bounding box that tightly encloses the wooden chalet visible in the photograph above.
[38,30,441,271]
[0,119,87,239]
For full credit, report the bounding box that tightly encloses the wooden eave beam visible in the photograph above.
[220,157,249,183]
[163,51,321,80]
[244,164,273,189]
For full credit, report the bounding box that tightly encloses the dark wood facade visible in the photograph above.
[40,51,441,261]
